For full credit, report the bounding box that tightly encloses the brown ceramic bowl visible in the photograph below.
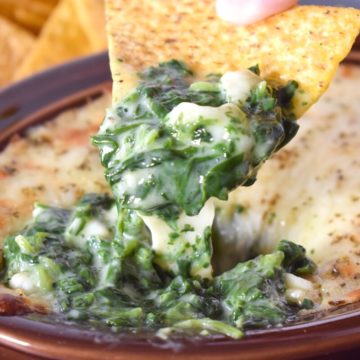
[0,50,360,360]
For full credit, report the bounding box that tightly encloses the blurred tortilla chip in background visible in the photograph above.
[0,0,106,87]
[73,0,106,50]
[0,0,58,34]
[15,0,106,80]
[15,0,95,80]
[0,15,35,86]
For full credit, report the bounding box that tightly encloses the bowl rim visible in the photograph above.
[0,50,360,360]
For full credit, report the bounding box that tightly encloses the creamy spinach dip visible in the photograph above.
[1,61,317,339]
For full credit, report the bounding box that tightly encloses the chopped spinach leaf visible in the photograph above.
[93,60,298,218]
[0,60,314,340]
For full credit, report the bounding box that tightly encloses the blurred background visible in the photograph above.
[0,0,359,88]
[300,0,360,5]
[0,0,106,87]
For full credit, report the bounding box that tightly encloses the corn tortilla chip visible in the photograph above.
[14,0,93,80]
[73,0,107,51]
[105,1,360,117]
[0,0,58,34]
[0,16,35,87]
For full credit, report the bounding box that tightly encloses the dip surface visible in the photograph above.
[0,64,359,337]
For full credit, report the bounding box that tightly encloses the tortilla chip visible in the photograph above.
[73,0,107,51]
[14,0,93,80]
[0,0,58,34]
[105,1,360,117]
[0,15,35,87]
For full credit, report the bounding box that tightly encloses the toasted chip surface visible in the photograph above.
[106,0,360,116]
[0,16,35,86]
[14,0,93,80]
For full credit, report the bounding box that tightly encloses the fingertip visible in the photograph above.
[216,0,298,26]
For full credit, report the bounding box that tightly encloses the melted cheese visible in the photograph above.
[139,70,262,277]
[1,67,360,308]
[166,102,251,145]
[216,66,360,306]
[141,199,215,278]
[220,70,261,103]
[9,272,35,293]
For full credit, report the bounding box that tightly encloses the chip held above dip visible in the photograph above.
[105,0,360,117]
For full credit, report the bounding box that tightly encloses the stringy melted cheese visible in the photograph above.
[141,199,215,278]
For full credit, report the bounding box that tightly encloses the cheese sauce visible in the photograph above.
[0,64,359,337]
[215,66,360,306]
